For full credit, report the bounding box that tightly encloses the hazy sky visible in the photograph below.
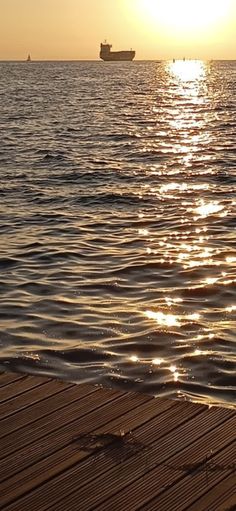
[0,0,235,60]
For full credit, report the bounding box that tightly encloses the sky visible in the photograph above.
[0,0,235,60]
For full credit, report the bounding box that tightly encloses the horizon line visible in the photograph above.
[0,58,236,62]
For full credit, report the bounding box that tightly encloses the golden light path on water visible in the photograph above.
[128,61,236,400]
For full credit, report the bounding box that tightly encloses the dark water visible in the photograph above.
[0,60,235,408]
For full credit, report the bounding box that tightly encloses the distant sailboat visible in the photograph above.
[26,54,31,62]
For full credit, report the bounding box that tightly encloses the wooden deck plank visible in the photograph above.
[1,399,175,509]
[139,442,236,511]
[10,407,233,511]
[217,494,236,511]
[0,398,179,508]
[44,413,235,511]
[94,417,235,511]
[0,382,92,437]
[187,473,236,511]
[0,372,26,387]
[0,372,235,511]
[0,390,150,482]
[0,386,120,464]
[0,379,74,423]
[0,375,50,403]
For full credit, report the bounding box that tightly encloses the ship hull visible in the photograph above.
[100,51,135,62]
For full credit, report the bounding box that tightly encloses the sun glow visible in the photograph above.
[137,0,232,33]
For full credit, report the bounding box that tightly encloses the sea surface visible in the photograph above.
[0,60,235,408]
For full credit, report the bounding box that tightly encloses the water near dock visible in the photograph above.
[0,60,235,407]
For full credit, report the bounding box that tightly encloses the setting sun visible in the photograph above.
[137,0,232,33]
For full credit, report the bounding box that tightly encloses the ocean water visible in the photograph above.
[0,60,235,408]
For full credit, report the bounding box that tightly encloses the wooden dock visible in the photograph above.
[0,372,235,511]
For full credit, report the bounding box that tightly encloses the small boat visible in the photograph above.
[26,54,31,62]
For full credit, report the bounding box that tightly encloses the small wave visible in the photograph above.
[0,257,19,270]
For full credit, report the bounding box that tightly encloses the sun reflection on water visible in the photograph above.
[145,310,181,327]
[130,355,139,363]
[115,62,234,406]
[138,186,230,270]
[202,277,219,285]
[159,182,209,198]
[145,310,201,327]
[169,60,206,83]
[226,306,236,313]
[129,353,181,384]
[194,201,225,218]
[152,358,164,366]
[226,256,236,264]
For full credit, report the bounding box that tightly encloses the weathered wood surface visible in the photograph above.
[0,371,235,511]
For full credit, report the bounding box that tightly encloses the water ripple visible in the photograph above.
[0,60,235,408]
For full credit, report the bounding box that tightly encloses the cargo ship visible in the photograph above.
[100,42,135,61]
